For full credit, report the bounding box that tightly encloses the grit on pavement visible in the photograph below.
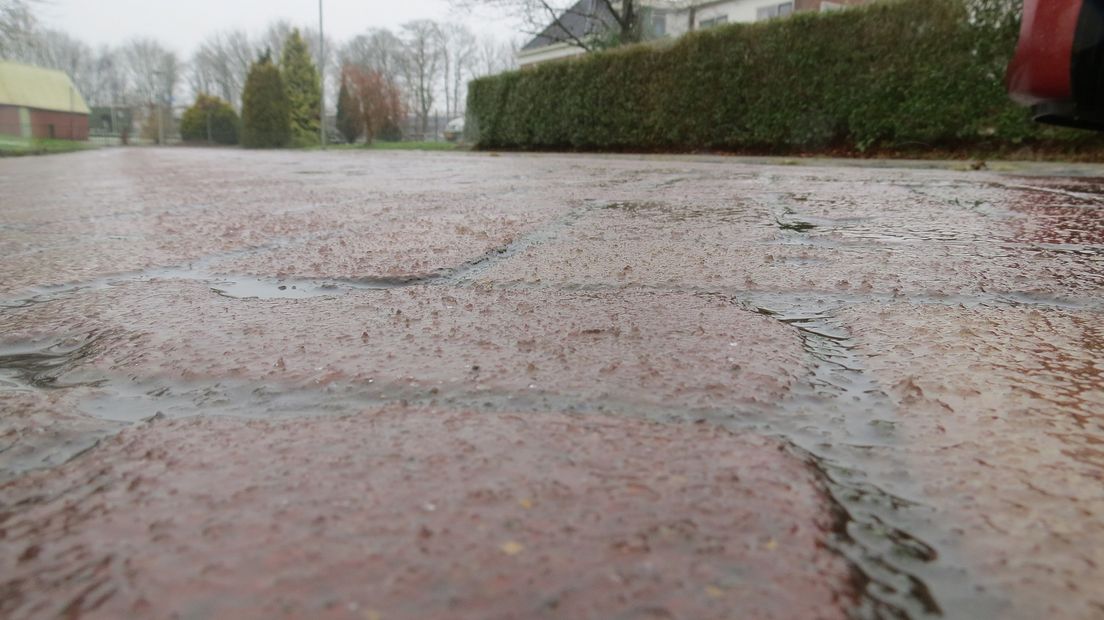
[0,148,1101,619]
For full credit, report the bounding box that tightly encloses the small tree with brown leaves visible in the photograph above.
[342,64,405,144]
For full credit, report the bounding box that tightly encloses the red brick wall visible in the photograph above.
[28,108,89,140]
[0,105,22,137]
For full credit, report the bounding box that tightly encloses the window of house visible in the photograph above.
[820,1,844,11]
[652,13,667,36]
[756,2,795,21]
[699,15,729,29]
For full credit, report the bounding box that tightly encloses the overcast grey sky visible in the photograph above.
[37,0,523,54]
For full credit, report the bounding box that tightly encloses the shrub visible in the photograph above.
[138,104,174,144]
[467,0,1099,154]
[241,52,291,149]
[180,94,240,145]
[378,121,403,142]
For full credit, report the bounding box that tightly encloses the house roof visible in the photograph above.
[522,0,620,51]
[0,61,91,115]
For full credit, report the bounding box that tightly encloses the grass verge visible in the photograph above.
[315,141,462,152]
[0,137,94,157]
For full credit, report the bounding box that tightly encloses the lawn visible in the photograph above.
[318,141,461,152]
[0,137,94,157]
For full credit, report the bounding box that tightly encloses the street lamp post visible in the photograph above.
[319,0,327,149]
[154,69,171,146]
[153,70,167,146]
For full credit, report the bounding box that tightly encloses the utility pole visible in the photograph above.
[319,0,327,149]
[154,70,165,146]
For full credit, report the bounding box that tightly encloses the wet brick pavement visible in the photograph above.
[0,149,1102,619]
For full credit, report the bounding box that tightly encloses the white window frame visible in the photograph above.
[757,2,795,21]
[652,11,667,36]
[699,14,729,29]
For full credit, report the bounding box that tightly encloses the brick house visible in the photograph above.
[519,0,873,68]
[0,60,90,141]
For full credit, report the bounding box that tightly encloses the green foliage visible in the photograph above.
[336,77,362,144]
[241,53,291,148]
[312,141,458,152]
[180,94,240,145]
[280,29,322,147]
[377,121,403,142]
[0,137,92,157]
[365,140,456,151]
[467,0,1102,153]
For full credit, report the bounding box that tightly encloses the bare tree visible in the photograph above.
[120,38,181,106]
[4,27,92,89]
[473,35,518,78]
[0,3,127,108]
[190,30,255,108]
[400,20,443,135]
[0,0,36,57]
[340,28,406,81]
[439,23,477,119]
[2,23,136,112]
[456,0,647,52]
[86,45,130,107]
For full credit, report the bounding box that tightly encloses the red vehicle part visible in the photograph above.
[1007,0,1104,130]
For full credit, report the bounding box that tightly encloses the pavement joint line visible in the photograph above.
[992,182,1104,203]
[4,272,1100,313]
[0,201,600,307]
[716,202,1014,617]
[0,298,968,618]
[746,297,951,618]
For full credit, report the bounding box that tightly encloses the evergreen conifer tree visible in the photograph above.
[336,74,362,144]
[241,51,292,148]
[280,30,322,146]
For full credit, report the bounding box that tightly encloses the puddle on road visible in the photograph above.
[206,274,412,299]
[0,335,110,391]
[778,219,818,233]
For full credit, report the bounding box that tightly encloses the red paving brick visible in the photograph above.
[1,149,1103,618]
[0,407,849,620]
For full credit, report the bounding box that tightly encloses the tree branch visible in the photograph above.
[534,0,593,52]
[596,0,628,31]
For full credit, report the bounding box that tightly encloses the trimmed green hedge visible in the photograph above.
[467,0,1095,153]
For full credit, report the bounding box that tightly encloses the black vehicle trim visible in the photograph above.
[1072,0,1104,109]
[1033,101,1104,131]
